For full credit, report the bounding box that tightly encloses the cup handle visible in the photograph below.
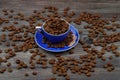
[36,26,42,33]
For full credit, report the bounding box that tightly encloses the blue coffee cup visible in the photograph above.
[36,18,70,43]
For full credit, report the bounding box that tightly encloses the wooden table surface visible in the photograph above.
[0,0,120,80]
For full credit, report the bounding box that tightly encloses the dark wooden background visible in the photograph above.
[0,0,120,80]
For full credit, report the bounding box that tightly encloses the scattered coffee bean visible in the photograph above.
[69,49,74,54]
[0,68,6,73]
[47,78,56,80]
[32,71,37,75]
[65,75,70,80]
[4,12,9,15]
[7,68,13,73]
[15,59,20,64]
[2,9,7,12]
[33,10,37,13]
[25,73,29,77]
[114,51,120,57]
[10,9,14,13]
[30,65,35,69]
[8,15,13,18]
[0,49,2,53]
[42,64,47,69]
[101,56,106,61]
[107,67,114,72]
[79,30,83,34]
[13,21,18,24]
[103,64,108,68]
[111,16,117,22]
[49,59,56,64]
[39,53,46,57]
[5,42,10,46]
[17,64,22,70]
[55,54,61,57]
[109,56,113,60]
[7,62,11,67]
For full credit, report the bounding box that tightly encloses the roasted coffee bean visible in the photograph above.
[11,42,16,46]
[5,55,10,59]
[15,59,20,64]
[2,58,7,63]
[79,38,85,45]
[7,62,11,67]
[14,16,19,19]
[114,51,120,57]
[5,42,10,46]
[0,68,6,73]
[65,17,71,23]
[0,57,3,63]
[103,64,108,68]
[57,72,62,76]
[29,50,34,53]
[4,12,9,15]
[32,71,37,75]
[109,56,113,60]
[0,40,2,44]
[30,65,35,69]
[49,59,56,64]
[25,73,29,77]
[69,49,74,54]
[7,68,13,72]
[39,53,46,57]
[65,75,70,80]
[13,21,18,24]
[0,49,2,53]
[41,9,45,13]
[107,67,114,72]
[2,9,7,12]
[8,15,13,18]
[55,54,61,57]
[4,19,9,23]
[111,16,117,22]
[22,63,28,68]
[10,9,14,13]
[36,59,41,64]
[42,64,47,69]
[47,78,56,80]
[17,64,22,70]
[101,56,106,61]
[79,30,83,34]
[86,72,91,77]
[107,63,112,66]
[33,10,37,13]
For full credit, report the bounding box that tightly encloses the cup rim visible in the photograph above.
[42,18,70,36]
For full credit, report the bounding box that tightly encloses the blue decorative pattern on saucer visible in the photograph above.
[34,25,80,52]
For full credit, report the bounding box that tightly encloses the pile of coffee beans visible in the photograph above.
[44,18,69,35]
[42,31,74,48]
[0,6,120,80]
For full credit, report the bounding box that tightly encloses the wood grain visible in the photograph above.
[0,0,120,80]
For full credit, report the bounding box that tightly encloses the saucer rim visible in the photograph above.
[34,25,80,52]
